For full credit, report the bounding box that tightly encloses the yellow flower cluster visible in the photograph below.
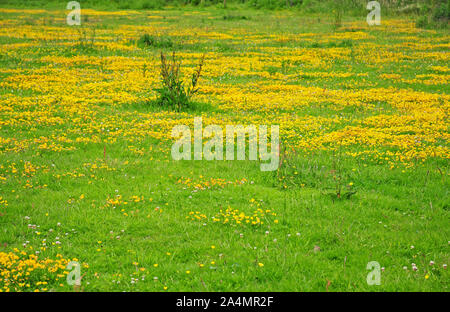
[0,249,72,292]
[0,196,7,207]
[212,205,276,226]
[0,8,447,172]
[187,211,207,221]
[187,198,277,226]
[177,176,247,191]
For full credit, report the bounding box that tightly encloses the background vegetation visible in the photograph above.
[1,0,448,28]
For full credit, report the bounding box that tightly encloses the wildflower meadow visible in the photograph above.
[0,0,448,293]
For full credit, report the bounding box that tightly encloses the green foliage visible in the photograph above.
[416,15,429,28]
[332,6,343,31]
[432,0,449,21]
[223,14,249,20]
[72,27,98,53]
[276,145,357,201]
[4,0,446,18]
[138,34,174,49]
[154,52,205,111]
[140,0,164,9]
[416,0,449,29]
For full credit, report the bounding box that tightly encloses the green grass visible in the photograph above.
[0,4,448,292]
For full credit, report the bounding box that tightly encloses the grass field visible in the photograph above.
[0,4,448,292]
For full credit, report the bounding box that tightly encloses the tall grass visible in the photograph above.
[154,52,205,111]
